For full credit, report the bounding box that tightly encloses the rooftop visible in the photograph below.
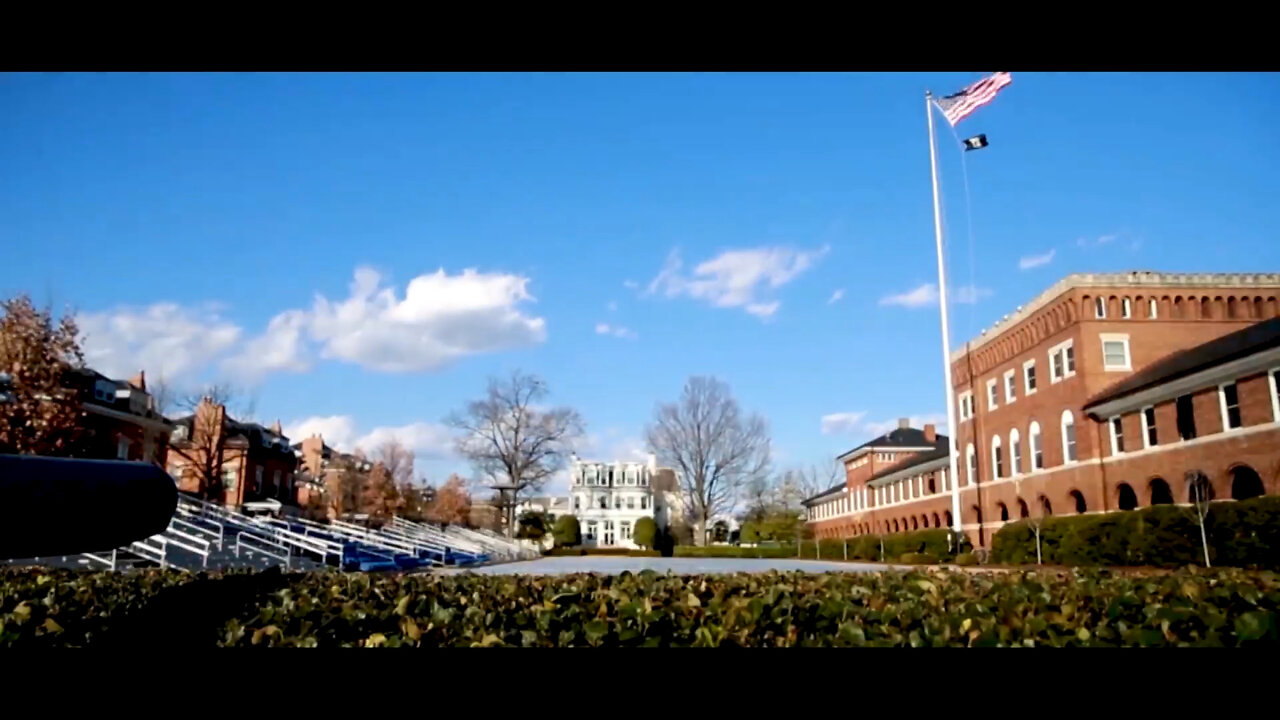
[1084,316,1280,412]
[835,421,944,461]
[952,271,1280,361]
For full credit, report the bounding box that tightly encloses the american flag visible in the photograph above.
[935,72,1012,126]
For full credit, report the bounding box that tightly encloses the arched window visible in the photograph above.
[932,512,941,528]
[1149,477,1173,505]
[927,475,936,494]
[1029,421,1043,470]
[1061,410,1077,463]
[911,516,919,530]
[1017,498,1030,518]
[1230,465,1265,500]
[1069,489,1087,514]
[1009,428,1022,476]
[892,519,900,533]
[998,502,1009,522]
[944,510,953,527]
[965,443,977,485]
[1117,483,1138,511]
[991,435,1004,480]
[1039,495,1053,516]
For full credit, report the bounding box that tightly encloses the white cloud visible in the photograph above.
[284,415,457,472]
[1018,249,1056,270]
[828,288,845,305]
[78,303,242,381]
[820,411,868,435]
[1078,233,1119,248]
[644,245,828,318]
[222,309,311,379]
[606,301,618,312]
[622,279,640,290]
[303,266,547,372]
[594,322,638,340]
[861,414,950,438]
[878,283,991,309]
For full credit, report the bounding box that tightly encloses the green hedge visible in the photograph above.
[954,552,978,567]
[544,548,661,558]
[898,552,940,565]
[799,530,971,563]
[5,566,1279,647]
[674,545,797,559]
[991,496,1280,568]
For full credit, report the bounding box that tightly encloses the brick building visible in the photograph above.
[65,368,173,465]
[292,434,376,517]
[166,397,298,509]
[805,271,1280,549]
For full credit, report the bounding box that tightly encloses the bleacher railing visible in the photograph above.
[235,532,291,568]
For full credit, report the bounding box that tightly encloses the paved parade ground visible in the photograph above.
[440,556,891,576]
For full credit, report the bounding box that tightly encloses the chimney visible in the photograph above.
[924,424,936,443]
[270,419,283,435]
[898,417,910,430]
[129,370,146,391]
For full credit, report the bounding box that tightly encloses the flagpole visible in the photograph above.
[926,91,964,540]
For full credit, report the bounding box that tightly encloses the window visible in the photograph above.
[222,465,238,491]
[272,469,281,491]
[1023,360,1037,395]
[640,496,649,510]
[965,443,977,485]
[1029,421,1043,470]
[958,391,974,421]
[1004,369,1016,404]
[1122,297,1132,318]
[1271,369,1280,422]
[1142,406,1158,448]
[991,436,1004,479]
[627,496,635,509]
[1219,382,1242,430]
[1049,341,1075,383]
[1176,394,1197,440]
[1110,416,1125,455]
[615,496,623,509]
[116,437,130,460]
[1101,334,1131,371]
[1009,429,1021,477]
[1062,410,1077,463]
[1094,297,1106,318]
[599,496,607,509]
[1149,298,1158,319]
[987,378,998,411]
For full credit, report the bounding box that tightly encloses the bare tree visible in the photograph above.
[0,295,87,456]
[645,376,771,546]
[150,375,176,417]
[166,382,253,500]
[1016,474,1049,565]
[177,381,256,420]
[446,370,584,537]
[375,438,415,487]
[777,461,841,512]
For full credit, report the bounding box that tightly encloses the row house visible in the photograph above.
[166,397,298,509]
[65,368,173,465]
[804,271,1280,549]
[292,434,378,518]
[566,454,683,548]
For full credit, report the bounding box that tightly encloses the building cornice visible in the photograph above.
[951,272,1280,362]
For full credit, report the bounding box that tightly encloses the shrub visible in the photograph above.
[552,515,581,548]
[953,552,978,566]
[674,545,797,559]
[739,523,761,544]
[990,496,1280,568]
[543,548,660,558]
[633,517,657,550]
[7,566,1280,647]
[897,552,939,565]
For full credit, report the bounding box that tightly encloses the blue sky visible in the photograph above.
[3,72,1278,492]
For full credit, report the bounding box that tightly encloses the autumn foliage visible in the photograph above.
[425,474,472,525]
[0,295,87,456]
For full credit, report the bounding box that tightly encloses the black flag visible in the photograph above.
[962,134,989,151]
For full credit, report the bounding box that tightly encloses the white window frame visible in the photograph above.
[1149,298,1158,319]
[1100,333,1132,372]
[1004,369,1017,404]
[986,378,998,411]
[1048,340,1075,383]
[1029,421,1043,470]
[1023,359,1037,396]
[1271,368,1280,423]
[1218,381,1243,432]
[1061,409,1077,464]
[958,391,973,421]
[1109,415,1125,456]
[1094,297,1106,318]
[990,435,1002,481]
[1122,297,1132,319]
[1009,428,1021,477]
[116,436,130,460]
[1141,405,1157,449]
[965,443,976,486]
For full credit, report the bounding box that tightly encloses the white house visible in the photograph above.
[569,454,678,548]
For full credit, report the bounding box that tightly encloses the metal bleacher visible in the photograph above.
[2,492,539,574]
